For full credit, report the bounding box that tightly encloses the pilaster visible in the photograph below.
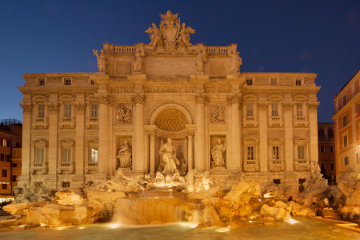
[47,95,58,188]
[308,102,320,175]
[98,94,112,179]
[195,95,208,172]
[18,102,32,186]
[75,99,85,180]
[132,94,146,174]
[227,94,241,170]
[283,102,294,171]
[258,102,268,171]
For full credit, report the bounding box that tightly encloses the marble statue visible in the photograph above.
[196,45,207,72]
[145,23,163,49]
[159,138,179,175]
[117,140,132,168]
[179,22,195,47]
[228,45,241,74]
[211,138,226,168]
[133,45,145,72]
[93,49,106,72]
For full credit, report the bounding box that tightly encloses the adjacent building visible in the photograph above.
[0,119,22,202]
[333,70,360,176]
[318,122,335,183]
[18,11,320,193]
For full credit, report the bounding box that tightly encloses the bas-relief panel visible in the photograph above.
[143,57,196,76]
[210,104,226,124]
[116,136,132,169]
[115,103,132,124]
[210,135,226,169]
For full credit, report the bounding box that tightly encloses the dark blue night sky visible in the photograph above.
[0,0,359,122]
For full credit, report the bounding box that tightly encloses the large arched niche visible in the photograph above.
[149,103,193,130]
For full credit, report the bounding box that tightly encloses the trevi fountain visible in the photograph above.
[2,10,360,240]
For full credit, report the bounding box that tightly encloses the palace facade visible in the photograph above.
[18,11,320,193]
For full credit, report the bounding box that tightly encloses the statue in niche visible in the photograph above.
[133,45,145,73]
[93,49,106,72]
[145,23,163,49]
[117,140,132,168]
[158,138,179,175]
[116,104,131,123]
[228,45,242,74]
[210,105,225,122]
[196,45,207,72]
[211,138,226,168]
[179,22,195,47]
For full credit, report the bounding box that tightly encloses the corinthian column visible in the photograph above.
[258,102,268,172]
[47,97,58,189]
[308,102,319,175]
[283,102,294,171]
[98,94,111,179]
[132,94,146,174]
[75,101,85,183]
[195,95,208,172]
[228,95,241,170]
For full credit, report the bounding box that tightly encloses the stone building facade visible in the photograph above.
[333,70,360,176]
[318,122,335,183]
[18,11,320,192]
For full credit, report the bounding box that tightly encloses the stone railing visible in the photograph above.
[112,46,137,54]
[206,47,229,54]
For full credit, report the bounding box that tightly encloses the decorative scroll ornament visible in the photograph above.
[145,10,195,50]
[227,94,240,105]
[75,102,86,111]
[131,94,146,105]
[98,94,113,105]
[195,95,209,104]
[116,104,132,123]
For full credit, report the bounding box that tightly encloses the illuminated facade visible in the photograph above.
[18,11,320,192]
[333,70,360,176]
[318,122,335,183]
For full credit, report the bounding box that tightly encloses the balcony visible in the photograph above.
[243,116,257,127]
[60,117,75,129]
[268,116,283,127]
[294,160,310,171]
[31,162,48,175]
[269,159,285,172]
[86,161,98,174]
[58,161,74,174]
[87,117,99,129]
[294,116,308,127]
[33,117,48,129]
[243,160,260,172]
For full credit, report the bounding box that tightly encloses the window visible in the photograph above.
[247,146,254,160]
[343,135,348,147]
[2,139,7,147]
[38,104,45,118]
[357,103,360,116]
[246,103,253,117]
[298,145,305,160]
[344,156,349,165]
[320,145,325,153]
[246,79,253,86]
[273,179,280,184]
[328,129,333,138]
[38,78,45,86]
[343,95,347,106]
[64,104,72,118]
[11,163,17,168]
[272,146,280,160]
[271,78,277,86]
[318,129,324,138]
[11,175,16,181]
[330,145,333,152]
[2,169,7,177]
[271,103,279,116]
[90,147,98,163]
[331,164,334,170]
[296,79,302,86]
[343,114,348,127]
[36,147,44,163]
[0,154,3,161]
[62,182,70,188]
[296,103,303,117]
[90,80,95,85]
[64,78,72,85]
[62,147,72,162]
[90,104,98,119]
[1,184,6,190]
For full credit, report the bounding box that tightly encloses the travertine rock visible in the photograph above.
[260,204,288,221]
[56,189,84,206]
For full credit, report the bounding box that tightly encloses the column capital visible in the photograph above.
[131,94,146,105]
[282,102,293,111]
[195,95,209,104]
[75,102,86,111]
[227,94,241,105]
[47,102,59,111]
[20,103,32,112]
[307,102,319,110]
[257,101,269,110]
[98,94,113,105]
